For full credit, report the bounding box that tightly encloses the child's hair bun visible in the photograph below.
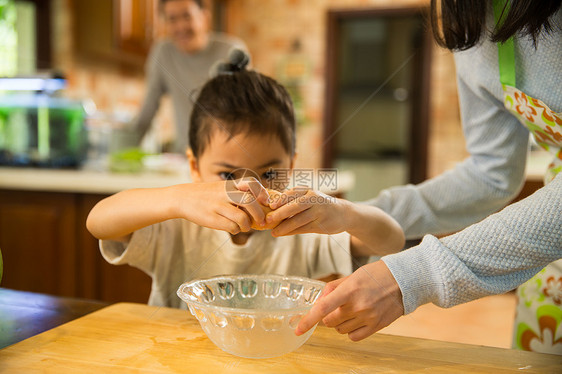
[228,48,251,71]
[209,47,250,77]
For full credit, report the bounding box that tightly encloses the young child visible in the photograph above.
[86,55,405,309]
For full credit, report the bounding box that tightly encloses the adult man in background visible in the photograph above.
[133,0,247,153]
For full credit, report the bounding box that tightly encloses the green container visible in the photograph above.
[0,94,88,168]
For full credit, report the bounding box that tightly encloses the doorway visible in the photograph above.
[323,7,432,201]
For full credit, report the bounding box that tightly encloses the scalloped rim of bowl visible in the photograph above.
[177,274,326,315]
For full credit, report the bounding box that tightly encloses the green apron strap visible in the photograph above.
[493,0,516,87]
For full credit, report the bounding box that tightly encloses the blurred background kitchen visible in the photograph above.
[0,0,551,350]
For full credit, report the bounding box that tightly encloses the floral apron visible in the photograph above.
[493,0,562,355]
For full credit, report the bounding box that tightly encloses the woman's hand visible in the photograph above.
[295,261,404,341]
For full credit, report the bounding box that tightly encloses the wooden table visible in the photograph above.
[0,302,560,373]
[0,288,109,349]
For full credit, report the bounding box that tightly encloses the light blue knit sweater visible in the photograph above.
[368,9,562,314]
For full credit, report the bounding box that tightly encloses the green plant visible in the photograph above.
[0,0,17,76]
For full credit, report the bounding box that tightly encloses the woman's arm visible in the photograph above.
[367,44,530,239]
[384,173,562,314]
[297,174,562,341]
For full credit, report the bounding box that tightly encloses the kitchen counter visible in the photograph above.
[0,166,192,194]
[0,166,355,195]
[0,144,550,196]
[1,302,560,373]
[0,148,547,196]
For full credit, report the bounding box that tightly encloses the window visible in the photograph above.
[0,0,50,77]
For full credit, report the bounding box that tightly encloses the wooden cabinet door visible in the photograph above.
[116,0,158,56]
[0,190,151,303]
[72,0,115,61]
[77,194,151,304]
[0,190,77,296]
[72,0,157,66]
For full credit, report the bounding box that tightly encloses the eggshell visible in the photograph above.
[250,189,283,230]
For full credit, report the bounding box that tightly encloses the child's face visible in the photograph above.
[188,129,294,190]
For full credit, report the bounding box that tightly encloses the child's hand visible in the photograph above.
[229,177,276,230]
[176,178,271,234]
[86,178,272,241]
[247,189,284,230]
[265,187,348,236]
[264,187,405,257]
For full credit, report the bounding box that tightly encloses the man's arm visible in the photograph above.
[131,43,167,143]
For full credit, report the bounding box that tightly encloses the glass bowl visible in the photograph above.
[177,274,325,359]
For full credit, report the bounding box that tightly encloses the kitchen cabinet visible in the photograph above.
[0,189,151,303]
[72,0,227,66]
[72,0,159,66]
[115,0,159,57]
[0,190,77,296]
